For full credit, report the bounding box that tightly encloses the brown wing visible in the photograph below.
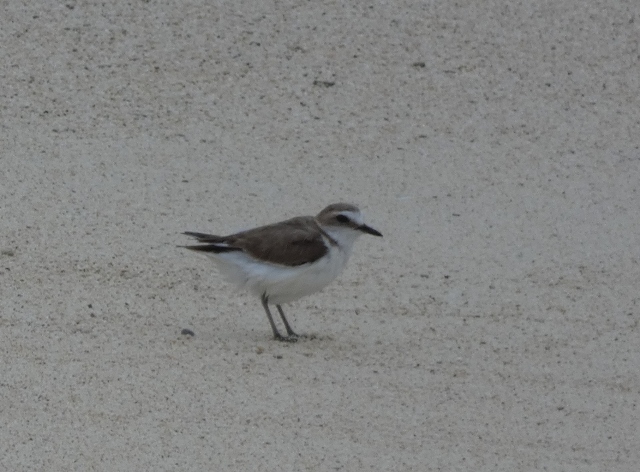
[226,216,328,266]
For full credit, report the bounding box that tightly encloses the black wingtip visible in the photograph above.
[183,231,217,240]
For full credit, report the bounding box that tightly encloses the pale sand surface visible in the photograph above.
[2,1,639,470]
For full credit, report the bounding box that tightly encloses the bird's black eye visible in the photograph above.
[336,214,349,223]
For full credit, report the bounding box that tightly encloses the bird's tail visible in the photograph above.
[181,232,242,253]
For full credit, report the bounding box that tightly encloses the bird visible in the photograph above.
[181,203,382,341]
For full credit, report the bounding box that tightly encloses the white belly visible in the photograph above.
[206,245,350,305]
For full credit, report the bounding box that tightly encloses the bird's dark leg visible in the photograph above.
[261,294,296,342]
[276,305,299,338]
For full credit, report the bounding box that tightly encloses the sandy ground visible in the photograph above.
[2,1,639,470]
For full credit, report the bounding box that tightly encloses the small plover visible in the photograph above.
[182,203,382,341]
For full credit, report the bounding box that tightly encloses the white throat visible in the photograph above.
[321,225,362,258]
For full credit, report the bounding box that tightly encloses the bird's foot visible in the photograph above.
[274,333,299,343]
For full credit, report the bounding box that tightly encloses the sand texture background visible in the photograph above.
[2,1,639,470]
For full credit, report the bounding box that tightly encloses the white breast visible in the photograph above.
[205,236,352,305]
[260,240,350,304]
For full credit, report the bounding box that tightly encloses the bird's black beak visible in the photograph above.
[358,224,382,237]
